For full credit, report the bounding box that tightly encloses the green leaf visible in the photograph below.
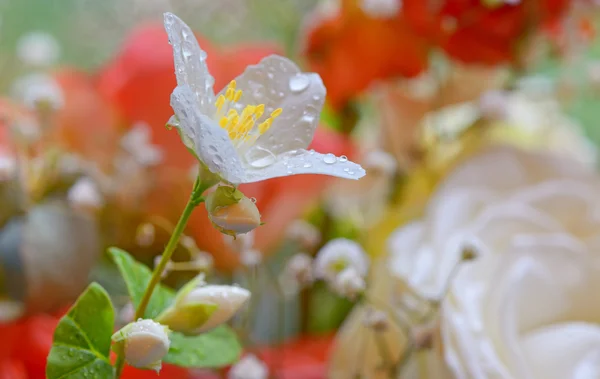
[109,247,242,368]
[165,326,242,368]
[108,247,175,319]
[46,283,115,379]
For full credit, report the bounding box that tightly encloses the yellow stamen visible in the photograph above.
[255,104,265,119]
[228,80,237,90]
[219,117,228,128]
[225,88,234,101]
[258,118,273,134]
[234,90,242,102]
[271,108,283,118]
[215,95,225,111]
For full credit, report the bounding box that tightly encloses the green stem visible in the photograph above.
[114,354,125,379]
[115,178,206,378]
[135,195,200,320]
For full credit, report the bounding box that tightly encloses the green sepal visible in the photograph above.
[156,302,218,335]
[205,185,244,214]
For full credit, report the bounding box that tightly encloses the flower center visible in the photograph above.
[214,80,282,147]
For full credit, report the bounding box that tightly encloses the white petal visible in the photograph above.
[170,85,245,183]
[163,12,215,114]
[241,149,365,183]
[218,55,326,155]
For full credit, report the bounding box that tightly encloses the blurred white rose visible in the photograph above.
[388,145,600,300]
[444,246,600,379]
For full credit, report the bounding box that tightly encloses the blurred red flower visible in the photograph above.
[403,0,572,65]
[256,334,334,379]
[97,22,357,271]
[303,0,429,110]
[0,314,190,379]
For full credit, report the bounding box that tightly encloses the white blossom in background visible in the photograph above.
[314,238,369,283]
[0,154,16,181]
[362,149,397,175]
[120,122,164,167]
[240,249,262,268]
[164,12,365,185]
[359,0,402,18]
[478,90,510,120]
[228,354,269,379]
[112,319,170,373]
[286,220,321,249]
[67,177,104,211]
[388,145,600,300]
[119,302,135,324]
[12,74,64,111]
[135,223,156,247]
[444,247,600,379]
[362,308,389,332]
[332,267,366,300]
[16,31,60,67]
[279,253,314,296]
[223,230,255,254]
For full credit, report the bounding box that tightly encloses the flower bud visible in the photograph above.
[205,185,261,236]
[157,275,250,336]
[111,319,170,373]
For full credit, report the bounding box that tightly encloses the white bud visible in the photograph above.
[314,238,369,283]
[12,74,64,111]
[206,186,261,236]
[332,267,366,300]
[16,31,60,67]
[286,220,321,249]
[228,354,269,379]
[67,177,103,211]
[112,319,170,373]
[157,281,250,336]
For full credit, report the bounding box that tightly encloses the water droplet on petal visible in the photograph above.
[289,74,310,93]
[267,72,274,79]
[303,163,312,168]
[323,153,336,164]
[250,197,257,203]
[339,155,348,162]
[245,146,277,168]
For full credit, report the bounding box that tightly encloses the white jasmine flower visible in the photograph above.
[314,238,369,282]
[16,31,60,67]
[332,267,366,300]
[12,73,64,110]
[112,319,170,373]
[228,354,269,379]
[67,177,103,211]
[164,12,365,185]
[157,276,251,335]
[286,220,321,249]
[359,0,402,18]
[120,122,164,167]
